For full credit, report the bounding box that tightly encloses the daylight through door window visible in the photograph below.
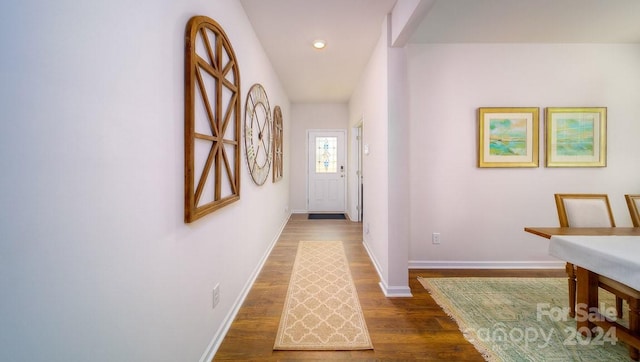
[315,137,337,173]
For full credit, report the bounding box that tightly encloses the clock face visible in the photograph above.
[244,84,273,185]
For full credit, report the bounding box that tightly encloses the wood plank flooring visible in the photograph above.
[213,213,564,361]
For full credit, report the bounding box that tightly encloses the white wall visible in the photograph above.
[408,43,640,267]
[349,19,392,290]
[386,40,411,293]
[0,1,290,361]
[349,17,411,296]
[289,103,348,212]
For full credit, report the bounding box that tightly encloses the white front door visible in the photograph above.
[308,130,346,212]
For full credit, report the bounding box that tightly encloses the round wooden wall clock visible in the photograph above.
[244,84,273,185]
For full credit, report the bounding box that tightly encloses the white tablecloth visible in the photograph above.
[549,235,640,291]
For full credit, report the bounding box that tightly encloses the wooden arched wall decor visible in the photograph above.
[272,105,283,182]
[184,16,241,223]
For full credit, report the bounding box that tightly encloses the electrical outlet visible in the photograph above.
[213,284,220,309]
[432,233,441,244]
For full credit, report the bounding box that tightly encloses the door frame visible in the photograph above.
[306,129,347,212]
[349,121,363,222]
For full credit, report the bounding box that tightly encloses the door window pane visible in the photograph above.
[315,136,337,173]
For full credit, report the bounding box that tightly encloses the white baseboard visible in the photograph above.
[409,260,565,269]
[199,213,291,362]
[362,241,413,297]
[378,280,413,297]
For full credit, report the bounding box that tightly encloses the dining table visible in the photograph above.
[524,226,640,239]
[525,227,640,360]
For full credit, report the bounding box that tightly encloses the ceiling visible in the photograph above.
[411,0,640,44]
[240,0,397,103]
[240,0,640,103]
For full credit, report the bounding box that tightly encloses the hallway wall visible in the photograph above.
[0,1,290,361]
[349,18,392,290]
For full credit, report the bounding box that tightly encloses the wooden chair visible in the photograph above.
[625,194,640,227]
[554,194,622,318]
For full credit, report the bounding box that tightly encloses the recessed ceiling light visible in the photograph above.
[312,40,326,49]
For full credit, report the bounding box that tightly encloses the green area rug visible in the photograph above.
[418,277,630,361]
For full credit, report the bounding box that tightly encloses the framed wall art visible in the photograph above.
[184,16,241,223]
[478,107,539,168]
[545,107,607,167]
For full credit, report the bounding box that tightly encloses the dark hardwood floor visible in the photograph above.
[213,214,564,361]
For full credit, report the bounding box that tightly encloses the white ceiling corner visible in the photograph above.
[240,0,640,103]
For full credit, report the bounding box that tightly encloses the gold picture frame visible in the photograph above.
[545,107,607,167]
[478,107,539,168]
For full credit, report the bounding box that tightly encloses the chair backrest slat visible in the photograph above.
[625,194,640,227]
[554,194,615,227]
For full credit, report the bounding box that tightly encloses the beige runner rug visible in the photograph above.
[274,241,373,350]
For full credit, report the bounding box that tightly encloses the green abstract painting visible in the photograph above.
[489,118,527,156]
[555,118,594,156]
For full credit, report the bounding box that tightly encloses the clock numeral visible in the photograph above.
[247,107,255,119]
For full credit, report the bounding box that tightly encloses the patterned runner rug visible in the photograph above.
[418,277,630,361]
[274,241,373,350]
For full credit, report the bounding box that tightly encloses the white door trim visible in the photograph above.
[349,121,363,221]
